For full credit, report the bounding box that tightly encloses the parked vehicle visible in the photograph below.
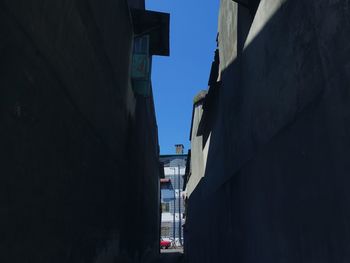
[160,238,171,249]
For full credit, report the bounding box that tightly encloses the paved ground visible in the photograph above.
[151,249,185,263]
[161,248,184,254]
[154,253,184,263]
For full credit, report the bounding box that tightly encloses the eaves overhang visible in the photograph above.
[131,9,170,56]
[232,0,260,15]
[232,0,250,8]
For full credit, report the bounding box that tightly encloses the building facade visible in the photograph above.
[184,0,350,262]
[160,151,187,246]
[0,0,168,262]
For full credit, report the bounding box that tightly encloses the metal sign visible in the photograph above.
[131,54,149,79]
[131,35,151,96]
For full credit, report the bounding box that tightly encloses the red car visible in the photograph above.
[160,238,171,249]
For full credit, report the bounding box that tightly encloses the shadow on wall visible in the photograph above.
[186,1,350,263]
[0,0,161,263]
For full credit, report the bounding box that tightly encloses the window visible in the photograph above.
[133,35,149,54]
[161,202,170,212]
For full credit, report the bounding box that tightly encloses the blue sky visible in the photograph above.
[146,0,220,155]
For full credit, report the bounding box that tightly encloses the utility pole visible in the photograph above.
[170,167,176,243]
[178,164,182,246]
[172,145,185,247]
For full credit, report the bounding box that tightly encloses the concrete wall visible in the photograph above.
[217,0,237,73]
[128,0,145,9]
[121,91,161,262]
[185,0,350,262]
[185,98,205,198]
[0,1,161,262]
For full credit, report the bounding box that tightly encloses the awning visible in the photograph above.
[160,178,171,183]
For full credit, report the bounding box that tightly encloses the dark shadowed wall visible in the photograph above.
[185,0,350,262]
[0,0,160,262]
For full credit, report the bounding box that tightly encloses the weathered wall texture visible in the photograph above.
[0,0,160,262]
[217,0,237,73]
[121,90,161,262]
[185,0,350,262]
[185,95,206,198]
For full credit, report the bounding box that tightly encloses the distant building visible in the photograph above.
[160,147,187,245]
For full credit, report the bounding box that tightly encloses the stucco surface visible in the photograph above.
[0,1,161,262]
[185,0,350,262]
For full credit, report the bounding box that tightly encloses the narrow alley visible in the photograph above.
[152,252,184,263]
[1,0,350,263]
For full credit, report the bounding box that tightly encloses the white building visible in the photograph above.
[159,146,187,245]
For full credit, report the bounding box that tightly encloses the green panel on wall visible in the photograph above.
[132,79,150,96]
